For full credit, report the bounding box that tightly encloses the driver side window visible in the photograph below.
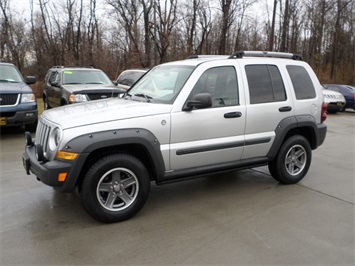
[188,66,239,107]
[49,71,60,85]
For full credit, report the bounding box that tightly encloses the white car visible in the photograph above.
[115,69,148,90]
[322,87,346,113]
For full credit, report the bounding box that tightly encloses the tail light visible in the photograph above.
[321,102,327,123]
[352,94,355,99]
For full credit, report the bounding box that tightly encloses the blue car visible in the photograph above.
[0,62,38,131]
[323,84,355,111]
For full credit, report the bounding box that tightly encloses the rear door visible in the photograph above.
[239,62,295,159]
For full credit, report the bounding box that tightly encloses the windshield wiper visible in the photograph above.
[124,92,132,99]
[134,93,153,102]
[0,79,18,83]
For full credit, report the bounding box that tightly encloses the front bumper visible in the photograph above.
[1,110,38,127]
[22,144,86,192]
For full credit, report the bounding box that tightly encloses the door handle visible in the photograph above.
[224,112,242,118]
[279,106,292,112]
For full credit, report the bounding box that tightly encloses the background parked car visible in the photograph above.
[322,87,346,114]
[43,66,126,109]
[0,62,38,132]
[323,84,355,111]
[115,69,148,90]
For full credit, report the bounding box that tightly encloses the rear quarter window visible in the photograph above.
[287,65,316,99]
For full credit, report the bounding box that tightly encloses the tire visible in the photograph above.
[44,97,51,110]
[80,153,150,223]
[24,119,38,133]
[268,135,312,184]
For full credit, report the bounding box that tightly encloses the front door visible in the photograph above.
[169,65,246,170]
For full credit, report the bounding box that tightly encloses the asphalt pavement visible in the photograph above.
[0,111,354,265]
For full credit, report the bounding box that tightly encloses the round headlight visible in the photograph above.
[54,128,61,146]
[49,127,62,151]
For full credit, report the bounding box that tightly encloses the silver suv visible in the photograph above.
[23,51,327,223]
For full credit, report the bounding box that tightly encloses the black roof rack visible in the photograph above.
[185,55,230,60]
[228,51,303,61]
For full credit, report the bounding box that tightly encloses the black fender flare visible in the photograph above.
[267,115,321,160]
[63,128,166,179]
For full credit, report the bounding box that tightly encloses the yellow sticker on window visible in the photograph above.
[64,71,73,74]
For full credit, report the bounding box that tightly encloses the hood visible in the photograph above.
[41,97,172,129]
[62,84,125,93]
[0,82,33,94]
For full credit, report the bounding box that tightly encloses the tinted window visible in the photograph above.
[117,71,146,86]
[49,71,60,84]
[188,66,239,107]
[246,65,286,104]
[287,65,316,99]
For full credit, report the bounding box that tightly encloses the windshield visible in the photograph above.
[62,69,113,85]
[127,65,194,104]
[0,65,24,83]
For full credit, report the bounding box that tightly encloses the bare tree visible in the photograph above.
[218,0,233,54]
[154,0,178,63]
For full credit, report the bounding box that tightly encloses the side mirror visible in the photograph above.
[25,76,36,85]
[50,81,59,87]
[183,93,212,111]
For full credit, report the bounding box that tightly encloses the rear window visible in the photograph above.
[287,65,316,99]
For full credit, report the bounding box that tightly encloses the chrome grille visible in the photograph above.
[36,120,51,154]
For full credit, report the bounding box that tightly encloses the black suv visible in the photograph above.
[43,66,126,109]
[0,62,37,132]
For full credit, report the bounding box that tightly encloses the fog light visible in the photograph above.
[25,112,35,117]
[58,173,67,182]
[25,131,34,146]
[35,144,44,162]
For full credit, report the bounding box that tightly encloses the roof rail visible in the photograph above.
[185,55,229,60]
[228,51,303,61]
[51,65,95,69]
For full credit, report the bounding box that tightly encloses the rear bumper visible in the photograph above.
[316,123,327,147]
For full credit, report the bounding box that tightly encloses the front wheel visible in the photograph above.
[43,96,51,110]
[24,119,38,133]
[80,153,150,223]
[268,135,312,184]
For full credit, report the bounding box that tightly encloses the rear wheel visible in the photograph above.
[268,135,311,184]
[80,153,150,223]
